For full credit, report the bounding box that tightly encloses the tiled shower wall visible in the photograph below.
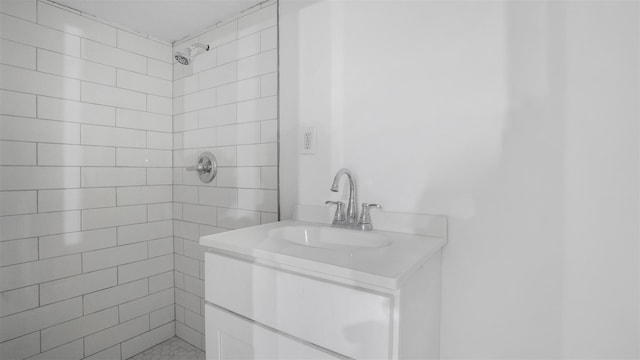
[0,1,176,359]
[171,0,278,350]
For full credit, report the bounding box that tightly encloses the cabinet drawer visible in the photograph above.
[205,252,392,359]
[206,304,342,360]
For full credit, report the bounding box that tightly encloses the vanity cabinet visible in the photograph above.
[204,250,442,360]
[201,216,446,360]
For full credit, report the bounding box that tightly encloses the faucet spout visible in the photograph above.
[330,168,358,224]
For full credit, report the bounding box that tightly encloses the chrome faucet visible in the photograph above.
[326,169,382,231]
[330,168,358,224]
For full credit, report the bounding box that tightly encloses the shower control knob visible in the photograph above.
[186,151,217,183]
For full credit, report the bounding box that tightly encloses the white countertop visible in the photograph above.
[200,219,446,290]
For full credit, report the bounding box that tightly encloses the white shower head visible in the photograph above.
[174,43,210,65]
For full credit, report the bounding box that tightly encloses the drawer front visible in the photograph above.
[206,304,342,360]
[206,304,277,360]
[205,252,392,359]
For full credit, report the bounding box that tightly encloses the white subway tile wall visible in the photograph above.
[171,0,278,350]
[0,1,175,359]
[0,0,278,357]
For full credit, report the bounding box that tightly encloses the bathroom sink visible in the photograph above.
[200,219,447,289]
[267,225,390,249]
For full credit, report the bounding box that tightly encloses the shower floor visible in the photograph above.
[128,337,204,360]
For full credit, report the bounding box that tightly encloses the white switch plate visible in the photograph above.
[301,127,316,154]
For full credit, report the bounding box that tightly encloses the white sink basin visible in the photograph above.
[267,225,391,249]
[200,219,447,289]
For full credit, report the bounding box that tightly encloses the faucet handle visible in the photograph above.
[358,203,382,228]
[325,201,346,223]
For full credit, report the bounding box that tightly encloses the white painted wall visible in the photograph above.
[280,0,639,358]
